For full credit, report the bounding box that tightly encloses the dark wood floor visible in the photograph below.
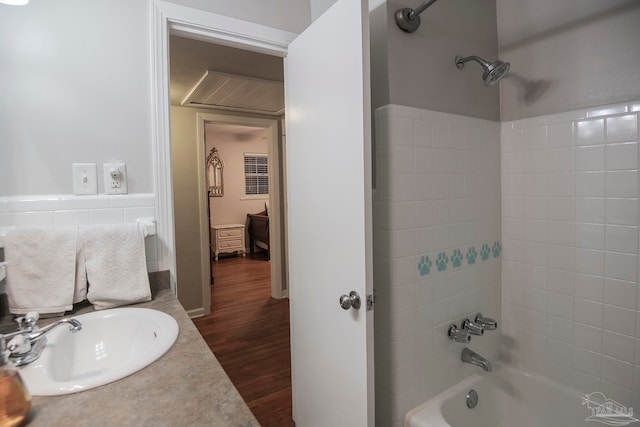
[192,252,294,427]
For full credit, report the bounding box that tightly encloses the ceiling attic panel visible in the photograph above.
[185,73,231,103]
[169,35,284,115]
[182,71,284,115]
[228,84,283,110]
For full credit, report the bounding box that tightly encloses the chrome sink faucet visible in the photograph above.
[4,312,82,366]
[461,347,492,372]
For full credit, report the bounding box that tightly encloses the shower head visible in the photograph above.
[455,55,510,86]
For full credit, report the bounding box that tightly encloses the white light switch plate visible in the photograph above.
[103,163,128,194]
[72,163,98,195]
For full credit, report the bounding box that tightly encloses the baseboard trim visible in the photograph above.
[187,307,206,319]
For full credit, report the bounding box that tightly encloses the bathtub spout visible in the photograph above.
[461,348,492,372]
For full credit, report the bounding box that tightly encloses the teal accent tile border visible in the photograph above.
[436,252,448,272]
[418,255,432,276]
[492,241,502,258]
[416,241,501,276]
[480,243,490,261]
[451,249,463,268]
[466,246,477,264]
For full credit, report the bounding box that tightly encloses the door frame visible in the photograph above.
[151,0,296,311]
[196,113,285,299]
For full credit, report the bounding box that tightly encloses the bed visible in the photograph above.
[246,210,269,259]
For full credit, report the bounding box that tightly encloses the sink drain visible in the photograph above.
[466,389,478,408]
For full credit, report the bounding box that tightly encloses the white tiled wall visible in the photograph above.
[374,105,502,427]
[501,100,640,410]
[0,194,157,272]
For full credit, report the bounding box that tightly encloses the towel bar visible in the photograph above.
[136,217,157,237]
[0,218,156,251]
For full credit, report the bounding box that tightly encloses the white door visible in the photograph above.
[285,0,374,426]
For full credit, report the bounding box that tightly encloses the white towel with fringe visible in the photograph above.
[79,223,151,310]
[4,228,78,315]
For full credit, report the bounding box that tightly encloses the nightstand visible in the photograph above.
[211,224,246,261]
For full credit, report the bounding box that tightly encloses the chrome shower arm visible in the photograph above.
[411,0,440,18]
[455,56,488,69]
[395,0,441,33]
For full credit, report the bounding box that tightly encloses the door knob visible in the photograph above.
[339,291,361,310]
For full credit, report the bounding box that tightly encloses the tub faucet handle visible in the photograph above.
[462,318,484,336]
[448,324,471,343]
[475,313,497,330]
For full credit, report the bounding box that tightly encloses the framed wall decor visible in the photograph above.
[206,147,224,197]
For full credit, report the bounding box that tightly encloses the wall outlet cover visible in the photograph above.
[72,163,98,195]
[103,163,128,194]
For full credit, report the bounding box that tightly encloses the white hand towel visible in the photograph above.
[74,239,88,303]
[4,228,77,315]
[80,223,151,310]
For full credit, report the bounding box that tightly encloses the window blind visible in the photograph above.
[244,154,269,195]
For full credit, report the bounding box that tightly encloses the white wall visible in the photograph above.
[501,100,640,410]
[0,0,308,198]
[373,105,502,427]
[0,0,153,196]
[497,0,640,121]
[206,128,268,226]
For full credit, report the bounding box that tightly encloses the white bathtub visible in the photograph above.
[405,364,611,427]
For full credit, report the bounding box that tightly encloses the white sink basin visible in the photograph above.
[19,307,179,396]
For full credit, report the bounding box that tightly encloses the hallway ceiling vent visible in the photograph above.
[181,71,284,115]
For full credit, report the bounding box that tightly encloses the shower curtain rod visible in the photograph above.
[395,0,441,33]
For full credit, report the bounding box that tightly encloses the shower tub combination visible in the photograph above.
[405,364,612,427]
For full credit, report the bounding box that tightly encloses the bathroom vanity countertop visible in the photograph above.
[25,288,260,427]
